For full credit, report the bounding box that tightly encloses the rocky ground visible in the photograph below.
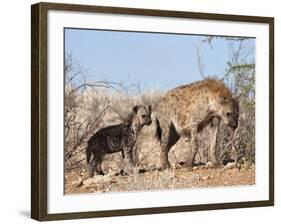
[65,163,255,194]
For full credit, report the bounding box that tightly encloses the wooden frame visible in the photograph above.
[31,2,274,221]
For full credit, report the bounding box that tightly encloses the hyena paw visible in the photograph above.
[157,162,171,171]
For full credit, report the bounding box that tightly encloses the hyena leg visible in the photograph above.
[87,149,105,177]
[122,146,134,174]
[207,117,220,166]
[159,123,180,170]
[93,152,105,175]
[184,127,199,168]
[87,151,95,178]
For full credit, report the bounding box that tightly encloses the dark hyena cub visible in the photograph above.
[86,104,152,177]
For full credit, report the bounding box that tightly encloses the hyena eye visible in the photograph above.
[142,114,147,118]
[226,112,232,117]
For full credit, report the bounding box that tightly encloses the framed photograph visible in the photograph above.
[31,2,274,221]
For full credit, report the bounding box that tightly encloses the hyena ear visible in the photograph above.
[148,105,152,113]
[132,105,139,114]
[218,93,227,105]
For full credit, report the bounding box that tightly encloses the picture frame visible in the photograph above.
[31,2,274,221]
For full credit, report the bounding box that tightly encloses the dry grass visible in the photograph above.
[64,89,255,194]
[65,165,255,194]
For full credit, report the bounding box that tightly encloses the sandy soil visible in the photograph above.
[65,165,255,194]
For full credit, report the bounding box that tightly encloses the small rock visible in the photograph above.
[82,175,111,185]
[192,174,201,181]
[205,162,213,168]
[242,162,250,170]
[74,178,85,187]
[173,163,181,169]
[223,162,236,170]
[102,188,110,193]
[193,166,199,170]
[107,168,117,177]
[202,175,213,180]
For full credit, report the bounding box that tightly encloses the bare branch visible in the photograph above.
[196,45,206,78]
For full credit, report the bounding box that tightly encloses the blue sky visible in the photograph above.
[64,28,255,91]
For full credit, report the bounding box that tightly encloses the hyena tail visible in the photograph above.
[86,146,92,164]
[155,118,162,142]
[86,146,94,177]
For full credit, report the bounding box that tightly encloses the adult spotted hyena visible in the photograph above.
[86,104,152,177]
[155,78,239,169]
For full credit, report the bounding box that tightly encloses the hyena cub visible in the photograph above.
[86,104,152,177]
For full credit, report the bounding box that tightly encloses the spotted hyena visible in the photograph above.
[154,78,239,169]
[86,104,152,177]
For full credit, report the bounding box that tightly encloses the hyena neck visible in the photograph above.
[132,117,145,134]
[124,113,143,135]
[132,124,143,135]
[121,120,139,136]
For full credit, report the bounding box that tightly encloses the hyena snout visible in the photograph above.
[226,111,239,130]
[229,120,238,130]
[138,105,152,126]
[225,114,238,130]
[143,116,152,125]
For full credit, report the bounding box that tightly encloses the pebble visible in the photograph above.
[192,174,201,181]
[202,175,214,180]
[205,162,214,168]
[223,162,236,170]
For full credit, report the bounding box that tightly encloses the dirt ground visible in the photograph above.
[65,164,255,194]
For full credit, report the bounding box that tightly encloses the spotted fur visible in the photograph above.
[154,78,239,169]
[86,104,152,177]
